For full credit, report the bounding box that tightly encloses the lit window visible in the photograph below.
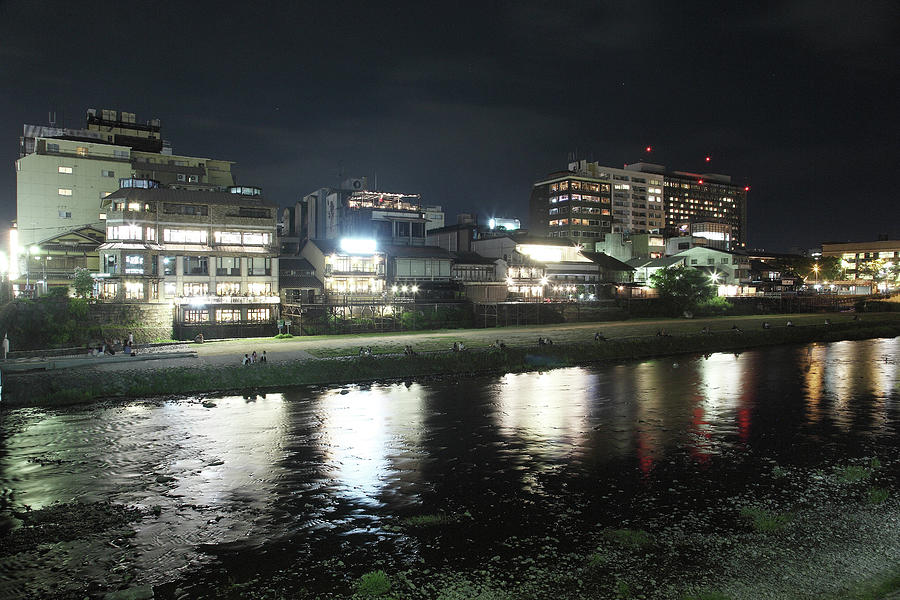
[246,308,271,322]
[216,282,241,295]
[76,146,89,157]
[58,166,73,174]
[247,282,272,295]
[58,210,72,219]
[164,282,177,296]
[124,281,144,300]
[127,202,141,211]
[125,255,144,274]
[163,229,208,244]
[58,188,73,196]
[213,231,242,245]
[242,232,269,245]
[146,227,156,241]
[184,309,209,323]
[183,282,208,296]
[215,308,241,322]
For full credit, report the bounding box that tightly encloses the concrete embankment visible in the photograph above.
[3,316,898,407]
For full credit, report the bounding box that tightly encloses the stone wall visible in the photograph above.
[85,303,175,343]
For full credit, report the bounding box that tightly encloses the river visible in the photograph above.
[1,337,898,599]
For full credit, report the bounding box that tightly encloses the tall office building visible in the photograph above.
[528,171,613,240]
[625,162,749,248]
[15,108,234,246]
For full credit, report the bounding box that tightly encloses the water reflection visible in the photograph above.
[1,337,897,595]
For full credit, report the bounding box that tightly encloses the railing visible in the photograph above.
[176,295,280,305]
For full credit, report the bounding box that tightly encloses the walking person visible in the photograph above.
[2,333,8,361]
[127,331,134,347]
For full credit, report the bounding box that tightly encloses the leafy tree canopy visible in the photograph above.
[649,265,716,316]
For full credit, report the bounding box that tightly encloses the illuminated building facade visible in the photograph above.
[567,160,666,235]
[9,226,104,298]
[302,178,428,247]
[301,239,387,299]
[822,239,900,291]
[97,182,279,337]
[528,171,613,240]
[15,108,235,247]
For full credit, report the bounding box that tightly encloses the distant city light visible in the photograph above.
[645,146,652,152]
[705,156,711,162]
[744,186,750,191]
[698,179,704,184]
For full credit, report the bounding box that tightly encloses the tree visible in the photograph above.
[73,267,94,299]
[649,265,716,316]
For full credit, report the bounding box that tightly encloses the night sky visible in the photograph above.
[1,1,897,251]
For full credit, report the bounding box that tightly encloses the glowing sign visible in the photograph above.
[340,238,377,254]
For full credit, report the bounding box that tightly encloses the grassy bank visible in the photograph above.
[6,318,899,407]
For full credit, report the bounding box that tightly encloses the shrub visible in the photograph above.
[356,570,391,597]
[602,528,653,550]
[868,487,890,504]
[739,506,792,533]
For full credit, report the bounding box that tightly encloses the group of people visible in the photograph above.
[241,350,267,365]
[403,345,417,356]
[655,328,673,337]
[490,339,507,350]
[594,331,607,341]
[538,337,553,346]
[93,332,137,357]
[451,341,466,352]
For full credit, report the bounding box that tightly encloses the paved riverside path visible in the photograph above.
[56,312,890,374]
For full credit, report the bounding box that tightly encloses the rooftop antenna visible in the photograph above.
[374,169,378,191]
[48,111,56,127]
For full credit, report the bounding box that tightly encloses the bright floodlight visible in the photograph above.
[540,277,549,286]
[411,285,418,293]
[340,238,376,254]
[710,272,720,281]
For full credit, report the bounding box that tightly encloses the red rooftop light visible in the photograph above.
[744,186,750,191]
[645,146,652,152]
[698,179,704,184]
[705,156,711,162]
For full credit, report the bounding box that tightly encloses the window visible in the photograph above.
[101,281,118,299]
[58,166,73,174]
[164,282,177,297]
[247,282,272,295]
[183,282,208,296]
[183,256,209,275]
[550,183,558,192]
[216,256,241,276]
[187,175,199,183]
[176,174,186,182]
[125,255,144,274]
[105,255,118,274]
[124,281,144,300]
[163,256,176,275]
[214,231,243,244]
[708,258,715,265]
[58,188,73,196]
[721,258,729,264]
[248,257,270,276]
[242,232,269,245]
[47,142,60,153]
[184,309,209,323]
[76,146,89,157]
[216,282,241,295]
[107,224,142,240]
[691,259,698,265]
[126,202,141,211]
[163,229,208,243]
[215,308,241,322]
[113,149,128,159]
[559,181,569,190]
[58,210,72,219]
[163,203,208,216]
[397,222,410,237]
[246,308,271,322]
[101,170,115,177]
[238,207,270,218]
[146,227,156,241]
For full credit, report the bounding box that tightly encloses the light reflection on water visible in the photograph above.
[0,337,898,594]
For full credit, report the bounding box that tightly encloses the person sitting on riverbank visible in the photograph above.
[404,345,417,356]
[594,331,607,341]
[123,343,131,355]
[242,354,251,365]
[786,320,794,327]
[195,333,204,343]
[732,324,743,334]
[251,351,258,363]
[538,337,553,346]
[824,318,831,326]
[701,326,711,335]
[762,321,771,329]
[359,346,373,357]
[260,351,267,363]
[452,341,465,352]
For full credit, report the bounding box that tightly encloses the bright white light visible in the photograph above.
[189,297,207,307]
[340,238,377,254]
[488,218,496,229]
[391,285,398,293]
[401,285,408,292]
[540,277,549,286]
[411,285,418,293]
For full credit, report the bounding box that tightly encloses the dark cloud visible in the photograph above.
[0,0,897,249]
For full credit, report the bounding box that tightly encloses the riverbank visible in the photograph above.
[4,313,899,406]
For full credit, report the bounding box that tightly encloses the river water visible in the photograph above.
[1,338,898,598]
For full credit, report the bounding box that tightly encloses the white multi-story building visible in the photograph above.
[567,160,665,235]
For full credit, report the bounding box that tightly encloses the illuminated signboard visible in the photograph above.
[340,238,377,254]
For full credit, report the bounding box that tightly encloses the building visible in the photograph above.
[529,171,613,240]
[424,205,445,231]
[627,255,688,285]
[672,246,751,287]
[97,181,279,338]
[450,251,507,303]
[567,160,665,235]
[11,226,104,297]
[301,178,428,247]
[300,238,387,301]
[15,108,235,247]
[822,239,900,291]
[425,223,477,253]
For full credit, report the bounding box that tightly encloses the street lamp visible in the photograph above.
[812,264,820,286]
